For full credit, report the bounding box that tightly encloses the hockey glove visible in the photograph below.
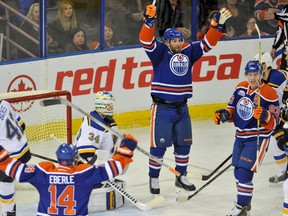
[253,107,271,125]
[214,109,230,125]
[115,134,138,158]
[273,129,288,151]
[143,4,157,27]
[211,8,232,32]
[0,146,9,163]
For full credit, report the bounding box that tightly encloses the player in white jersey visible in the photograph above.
[75,91,124,212]
[0,100,31,216]
[253,52,288,184]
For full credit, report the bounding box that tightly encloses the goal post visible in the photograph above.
[0,90,72,163]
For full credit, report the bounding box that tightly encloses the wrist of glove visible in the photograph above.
[214,109,230,125]
[0,146,9,163]
[143,4,157,27]
[211,8,232,32]
[253,107,271,124]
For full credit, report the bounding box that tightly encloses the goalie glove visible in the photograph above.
[214,109,231,125]
[253,106,272,125]
[211,8,232,32]
[143,4,157,28]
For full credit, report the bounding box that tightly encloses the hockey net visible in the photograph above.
[0,90,72,189]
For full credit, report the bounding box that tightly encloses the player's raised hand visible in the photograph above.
[211,8,232,32]
[253,106,271,124]
[143,4,157,27]
[115,134,138,158]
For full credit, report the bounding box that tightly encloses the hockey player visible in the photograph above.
[139,4,232,194]
[253,52,288,184]
[75,91,124,211]
[0,135,137,215]
[0,100,31,216]
[214,60,280,216]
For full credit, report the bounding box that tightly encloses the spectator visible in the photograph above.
[16,0,36,26]
[90,23,122,49]
[197,0,219,32]
[105,0,144,45]
[219,0,250,37]
[17,2,39,58]
[49,0,78,51]
[254,0,286,35]
[64,27,89,53]
[240,16,268,37]
[83,0,98,28]
[156,0,192,40]
[197,10,218,40]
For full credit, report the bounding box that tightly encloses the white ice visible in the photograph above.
[14,120,283,216]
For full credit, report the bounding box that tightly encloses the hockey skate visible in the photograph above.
[149,177,160,194]
[226,203,247,216]
[269,171,287,183]
[175,172,196,193]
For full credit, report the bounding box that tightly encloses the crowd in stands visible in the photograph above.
[0,0,288,61]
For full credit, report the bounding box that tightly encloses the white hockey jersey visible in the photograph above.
[0,100,29,159]
[75,111,118,160]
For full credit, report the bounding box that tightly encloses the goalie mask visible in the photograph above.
[95,91,115,116]
[253,52,272,69]
[56,143,78,166]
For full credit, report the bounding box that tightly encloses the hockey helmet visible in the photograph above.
[56,143,77,166]
[245,60,262,75]
[163,28,183,41]
[95,91,115,116]
[253,52,272,68]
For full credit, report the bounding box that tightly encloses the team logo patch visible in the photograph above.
[169,54,189,76]
[236,97,254,120]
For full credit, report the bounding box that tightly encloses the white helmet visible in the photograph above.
[95,91,115,116]
[253,52,272,68]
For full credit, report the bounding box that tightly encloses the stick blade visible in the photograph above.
[136,195,165,211]
[40,98,62,107]
[176,195,189,203]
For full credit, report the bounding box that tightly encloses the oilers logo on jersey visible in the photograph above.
[169,54,189,76]
[237,97,254,120]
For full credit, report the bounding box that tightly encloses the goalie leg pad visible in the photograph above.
[88,179,126,212]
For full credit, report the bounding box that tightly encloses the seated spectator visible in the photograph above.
[49,0,78,51]
[254,0,286,35]
[105,0,144,45]
[90,23,122,49]
[15,0,36,27]
[197,0,219,33]
[197,10,218,40]
[156,0,192,40]
[219,0,250,37]
[240,16,268,37]
[17,2,39,58]
[64,27,89,53]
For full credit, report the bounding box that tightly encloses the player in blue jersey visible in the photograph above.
[253,52,288,184]
[214,60,280,216]
[0,100,31,216]
[139,4,232,194]
[0,135,137,216]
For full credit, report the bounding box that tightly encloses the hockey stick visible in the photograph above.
[48,135,165,211]
[176,163,232,202]
[31,152,58,163]
[187,154,232,180]
[255,23,262,172]
[39,98,180,176]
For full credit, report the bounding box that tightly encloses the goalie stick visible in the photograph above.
[176,163,232,202]
[188,154,232,180]
[39,98,180,176]
[35,137,165,211]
